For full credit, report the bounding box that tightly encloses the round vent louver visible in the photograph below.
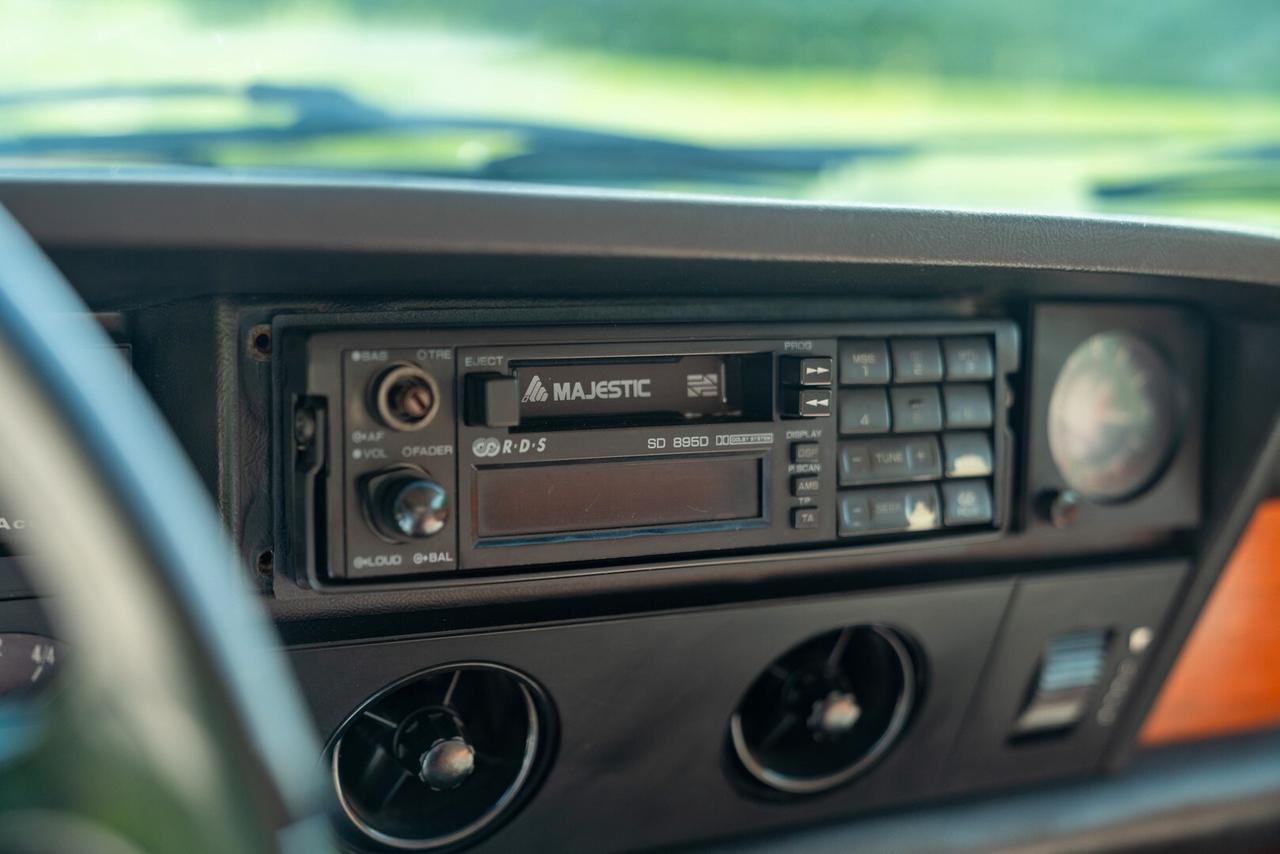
[729,625,917,795]
[329,663,552,851]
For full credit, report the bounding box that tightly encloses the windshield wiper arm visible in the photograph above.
[0,82,913,184]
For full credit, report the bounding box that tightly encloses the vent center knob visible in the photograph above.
[420,736,477,791]
[809,690,862,737]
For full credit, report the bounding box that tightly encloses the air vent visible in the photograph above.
[329,663,552,851]
[729,625,917,795]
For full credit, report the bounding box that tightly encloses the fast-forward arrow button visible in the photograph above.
[781,356,834,388]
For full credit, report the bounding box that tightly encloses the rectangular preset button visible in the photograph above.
[839,388,890,435]
[839,339,891,385]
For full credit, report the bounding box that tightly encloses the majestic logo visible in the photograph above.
[552,378,651,401]
[522,375,549,403]
[522,373,653,404]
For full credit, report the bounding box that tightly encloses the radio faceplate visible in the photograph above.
[455,336,836,571]
[282,322,1019,586]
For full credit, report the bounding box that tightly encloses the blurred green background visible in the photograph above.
[4,0,1280,227]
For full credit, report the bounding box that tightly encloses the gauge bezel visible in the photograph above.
[1046,330,1187,504]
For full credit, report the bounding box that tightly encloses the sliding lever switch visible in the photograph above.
[1011,629,1111,739]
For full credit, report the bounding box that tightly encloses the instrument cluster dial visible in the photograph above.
[1047,332,1182,502]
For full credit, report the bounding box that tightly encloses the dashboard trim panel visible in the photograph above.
[0,177,1278,289]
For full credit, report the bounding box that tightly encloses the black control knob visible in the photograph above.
[365,468,450,541]
[1039,488,1082,529]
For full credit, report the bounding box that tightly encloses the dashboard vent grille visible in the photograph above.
[730,625,917,795]
[329,663,551,851]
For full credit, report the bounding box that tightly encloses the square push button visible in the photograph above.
[839,388,890,435]
[838,442,872,484]
[943,432,993,478]
[470,374,521,428]
[837,493,872,535]
[890,386,942,433]
[943,384,993,428]
[905,437,943,480]
[791,475,822,497]
[944,337,994,380]
[782,357,834,387]
[890,338,944,383]
[792,507,821,529]
[791,442,821,464]
[784,388,832,417]
[942,480,993,526]
[839,339,891,385]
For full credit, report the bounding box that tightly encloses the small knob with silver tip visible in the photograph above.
[808,690,862,737]
[419,737,476,791]
[1040,488,1081,529]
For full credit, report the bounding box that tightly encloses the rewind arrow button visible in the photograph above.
[785,388,833,418]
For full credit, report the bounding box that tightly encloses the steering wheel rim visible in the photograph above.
[0,205,327,851]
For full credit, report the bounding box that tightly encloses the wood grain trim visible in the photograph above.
[1141,499,1280,746]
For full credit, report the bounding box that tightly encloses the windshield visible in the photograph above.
[6,1,1280,229]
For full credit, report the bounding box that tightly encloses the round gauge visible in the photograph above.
[1047,332,1182,502]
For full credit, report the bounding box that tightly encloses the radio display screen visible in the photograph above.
[474,455,763,539]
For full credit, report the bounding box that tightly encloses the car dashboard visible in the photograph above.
[2,177,1280,852]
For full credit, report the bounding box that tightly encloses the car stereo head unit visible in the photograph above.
[281,322,1018,585]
